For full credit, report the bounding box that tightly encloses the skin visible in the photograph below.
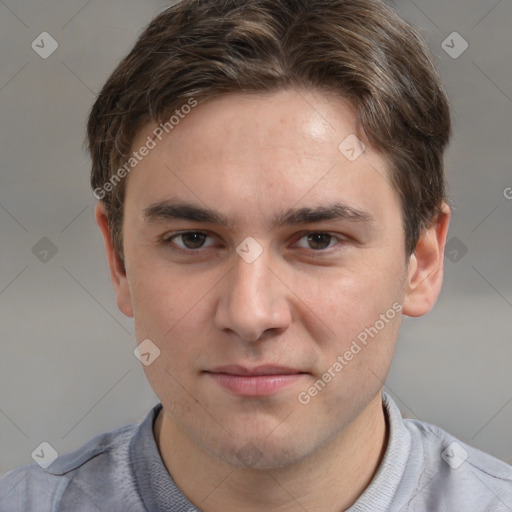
[96,89,450,511]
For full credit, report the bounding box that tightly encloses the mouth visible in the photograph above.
[203,365,308,397]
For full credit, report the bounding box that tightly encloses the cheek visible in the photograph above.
[127,259,218,355]
[129,269,172,336]
[294,256,406,341]
[306,307,401,414]
[129,264,215,401]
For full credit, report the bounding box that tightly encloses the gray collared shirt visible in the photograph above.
[1,393,511,511]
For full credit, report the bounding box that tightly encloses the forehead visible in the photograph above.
[123,89,400,229]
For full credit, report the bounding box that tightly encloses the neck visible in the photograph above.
[154,392,388,512]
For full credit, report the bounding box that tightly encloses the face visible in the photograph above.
[102,89,436,469]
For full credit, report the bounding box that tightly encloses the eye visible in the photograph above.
[166,232,215,250]
[295,232,340,251]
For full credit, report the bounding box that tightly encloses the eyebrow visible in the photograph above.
[143,200,374,229]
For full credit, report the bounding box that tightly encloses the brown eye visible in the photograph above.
[169,232,212,250]
[306,233,334,250]
[182,233,207,249]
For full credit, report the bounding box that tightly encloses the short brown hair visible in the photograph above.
[88,0,451,262]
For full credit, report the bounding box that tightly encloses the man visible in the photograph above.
[1,0,511,510]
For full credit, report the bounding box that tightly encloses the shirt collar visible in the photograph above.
[130,403,200,512]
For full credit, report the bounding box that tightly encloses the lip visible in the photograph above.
[204,365,307,396]
[208,364,304,376]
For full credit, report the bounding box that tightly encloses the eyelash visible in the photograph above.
[163,231,345,253]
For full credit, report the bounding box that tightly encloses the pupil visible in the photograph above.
[183,233,206,249]
[308,233,331,250]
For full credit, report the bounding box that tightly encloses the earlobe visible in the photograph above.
[94,202,134,318]
[402,203,451,317]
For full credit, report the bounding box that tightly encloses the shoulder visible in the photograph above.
[404,418,512,511]
[0,423,142,512]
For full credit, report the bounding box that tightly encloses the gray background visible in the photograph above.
[0,0,511,474]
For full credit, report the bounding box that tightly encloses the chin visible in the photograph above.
[204,428,316,470]
[227,443,305,470]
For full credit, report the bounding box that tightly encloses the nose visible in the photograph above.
[213,250,292,342]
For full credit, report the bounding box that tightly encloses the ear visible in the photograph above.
[95,202,134,318]
[402,202,451,317]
